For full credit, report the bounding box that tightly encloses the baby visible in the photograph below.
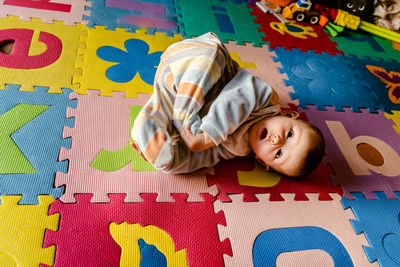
[131,32,325,177]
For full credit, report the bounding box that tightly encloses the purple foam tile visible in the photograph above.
[301,106,400,199]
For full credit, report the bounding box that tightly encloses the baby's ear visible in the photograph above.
[280,110,299,119]
[255,155,270,171]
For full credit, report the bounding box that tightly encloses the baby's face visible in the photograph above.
[249,115,317,176]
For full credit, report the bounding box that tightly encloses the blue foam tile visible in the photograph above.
[253,226,354,267]
[341,192,400,266]
[342,56,400,114]
[84,0,179,36]
[273,47,381,113]
[0,85,76,204]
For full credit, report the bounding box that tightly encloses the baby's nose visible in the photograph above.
[270,134,282,145]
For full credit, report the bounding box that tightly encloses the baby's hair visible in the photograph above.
[295,121,325,178]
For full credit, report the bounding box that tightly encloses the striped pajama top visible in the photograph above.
[132,32,280,173]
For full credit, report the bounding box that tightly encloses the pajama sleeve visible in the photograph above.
[199,69,278,145]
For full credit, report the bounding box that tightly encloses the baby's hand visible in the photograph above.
[181,125,215,152]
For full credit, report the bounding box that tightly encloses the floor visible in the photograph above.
[0,0,399,266]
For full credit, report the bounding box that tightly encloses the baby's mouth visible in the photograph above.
[258,128,268,140]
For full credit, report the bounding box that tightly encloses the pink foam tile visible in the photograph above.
[214,193,376,266]
[43,193,232,266]
[0,0,89,25]
[56,91,217,203]
[225,41,297,108]
[301,106,400,199]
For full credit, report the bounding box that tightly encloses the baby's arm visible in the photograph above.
[180,125,215,152]
[198,69,277,145]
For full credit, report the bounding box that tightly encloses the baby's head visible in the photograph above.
[249,111,325,177]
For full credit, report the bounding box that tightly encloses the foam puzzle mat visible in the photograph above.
[0,0,400,266]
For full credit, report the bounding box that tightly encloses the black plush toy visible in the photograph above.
[336,0,377,20]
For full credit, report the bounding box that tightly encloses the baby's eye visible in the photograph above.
[347,2,353,8]
[287,130,294,139]
[275,149,282,158]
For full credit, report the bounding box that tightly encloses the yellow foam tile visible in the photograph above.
[0,16,84,93]
[73,27,183,97]
[385,110,400,134]
[0,195,59,266]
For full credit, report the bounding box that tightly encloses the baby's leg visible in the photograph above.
[131,87,176,171]
[131,142,147,161]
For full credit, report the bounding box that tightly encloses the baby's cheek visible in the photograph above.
[258,151,271,166]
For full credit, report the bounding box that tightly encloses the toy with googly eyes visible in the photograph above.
[337,0,378,20]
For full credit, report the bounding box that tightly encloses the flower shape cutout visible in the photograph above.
[292,57,373,103]
[97,38,162,85]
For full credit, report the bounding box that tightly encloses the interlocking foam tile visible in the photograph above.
[273,47,384,113]
[90,104,157,172]
[0,0,88,25]
[73,27,182,97]
[1,103,49,174]
[385,110,400,134]
[225,41,297,108]
[57,90,217,203]
[176,0,264,46]
[0,195,59,266]
[0,16,84,92]
[332,31,400,63]
[207,155,341,202]
[44,193,232,266]
[83,0,179,35]
[0,85,74,204]
[109,222,187,266]
[348,58,400,113]
[342,192,400,266]
[214,193,375,266]
[301,106,400,200]
[251,8,342,55]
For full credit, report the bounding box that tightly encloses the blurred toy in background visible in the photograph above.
[313,4,345,36]
[315,4,400,41]
[256,0,288,22]
[253,0,400,41]
[282,0,320,24]
[264,0,292,6]
[281,0,344,35]
[373,0,400,31]
[336,0,378,20]
[256,0,282,12]
[249,0,292,7]
[277,0,400,41]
